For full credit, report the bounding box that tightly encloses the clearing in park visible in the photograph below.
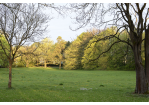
[0,67,149,102]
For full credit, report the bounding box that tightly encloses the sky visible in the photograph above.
[42,0,148,44]
[3,1,113,44]
[43,3,108,43]
[3,0,148,44]
[46,9,91,43]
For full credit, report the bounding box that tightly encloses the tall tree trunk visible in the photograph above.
[26,60,29,67]
[133,45,148,93]
[44,60,47,68]
[37,59,39,67]
[59,61,61,69]
[145,25,149,90]
[8,59,13,88]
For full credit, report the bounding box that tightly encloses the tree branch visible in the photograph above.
[89,41,122,62]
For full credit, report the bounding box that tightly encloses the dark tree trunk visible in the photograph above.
[133,45,148,94]
[37,59,39,67]
[8,59,13,88]
[145,25,149,90]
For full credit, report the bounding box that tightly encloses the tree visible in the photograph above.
[39,38,54,68]
[0,3,49,88]
[54,36,66,69]
[82,28,113,70]
[82,28,135,70]
[17,45,38,67]
[31,42,42,67]
[107,30,135,70]
[67,3,149,94]
[64,29,96,70]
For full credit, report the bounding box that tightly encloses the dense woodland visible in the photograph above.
[1,27,144,70]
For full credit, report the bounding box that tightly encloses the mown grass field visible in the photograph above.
[0,67,149,102]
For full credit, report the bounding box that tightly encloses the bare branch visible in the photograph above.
[144,8,149,29]
[130,3,138,13]
[0,3,49,61]
[86,26,132,50]
[141,3,146,12]
[89,41,121,62]
[136,3,140,12]
[116,3,128,23]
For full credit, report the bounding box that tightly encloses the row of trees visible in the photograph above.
[64,27,136,70]
[10,36,67,69]
[1,27,137,71]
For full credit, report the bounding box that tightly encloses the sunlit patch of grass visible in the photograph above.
[0,67,149,102]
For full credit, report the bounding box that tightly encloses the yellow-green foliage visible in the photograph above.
[82,28,135,70]
[64,41,79,70]
[40,38,54,60]
[54,36,67,64]
[0,35,9,67]
[82,28,113,69]
[64,30,95,70]
[64,27,135,70]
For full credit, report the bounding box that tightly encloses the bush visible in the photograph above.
[12,62,25,67]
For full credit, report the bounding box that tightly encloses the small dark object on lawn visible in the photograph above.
[59,83,63,85]
[99,85,104,87]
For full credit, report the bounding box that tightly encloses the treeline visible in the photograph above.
[64,27,138,70]
[13,36,68,69]
[1,27,145,70]
[0,35,67,69]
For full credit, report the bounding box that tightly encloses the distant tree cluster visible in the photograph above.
[64,27,138,70]
[10,36,67,69]
[1,27,139,71]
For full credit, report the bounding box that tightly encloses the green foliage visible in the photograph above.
[0,27,138,70]
[0,35,9,68]
[13,45,38,68]
[82,28,113,69]
[54,36,66,69]
[13,38,55,68]
[0,67,149,102]
[107,31,135,70]
[64,30,95,70]
[39,38,54,68]
[65,27,135,70]
[12,59,25,67]
[65,41,71,49]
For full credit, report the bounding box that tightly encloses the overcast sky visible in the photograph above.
[44,3,107,43]
[4,1,147,43]
[46,8,91,43]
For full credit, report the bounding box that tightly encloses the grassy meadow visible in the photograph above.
[0,67,149,102]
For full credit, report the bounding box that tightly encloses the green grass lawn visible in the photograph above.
[0,67,149,102]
